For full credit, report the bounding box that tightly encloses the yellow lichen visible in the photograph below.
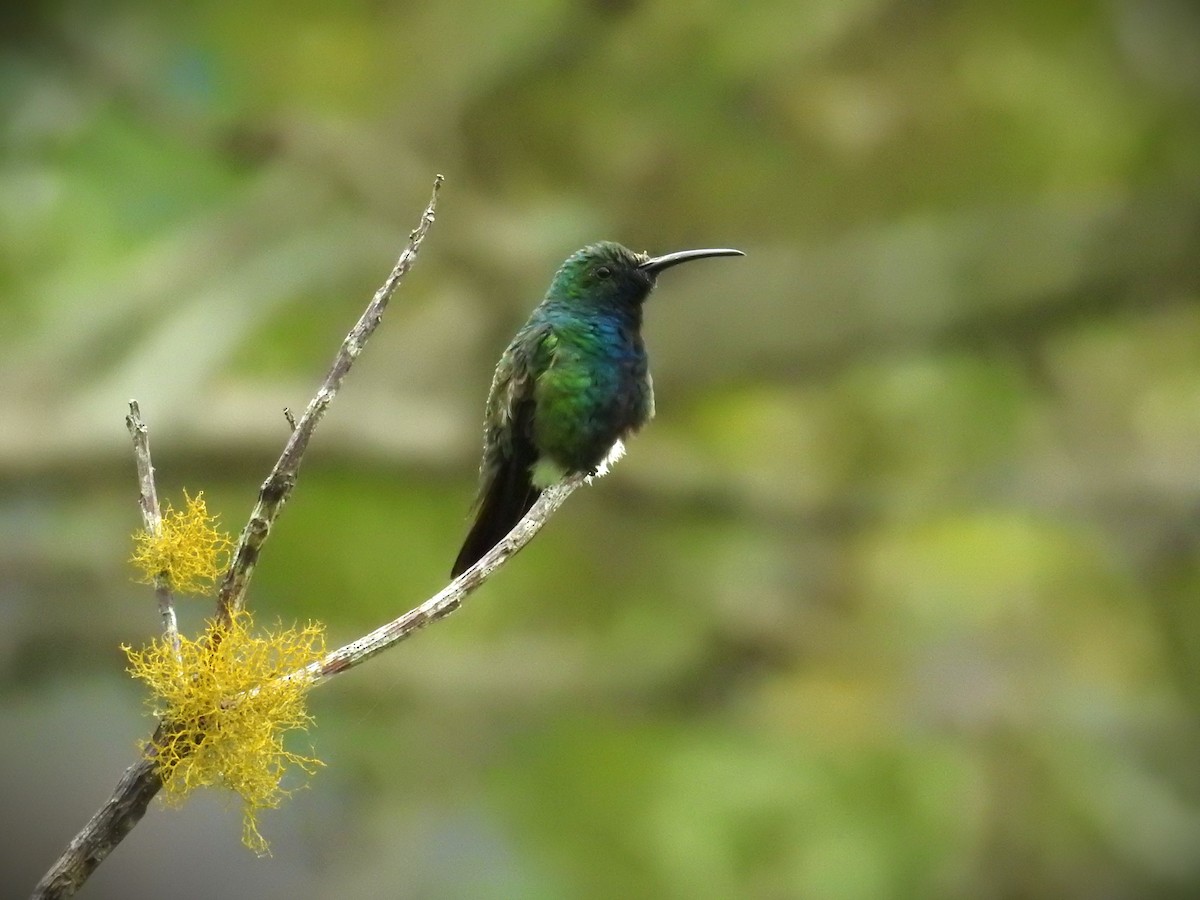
[123,611,327,853]
[130,490,232,595]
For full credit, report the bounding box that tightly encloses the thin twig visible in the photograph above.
[124,401,180,659]
[215,174,443,628]
[302,475,586,684]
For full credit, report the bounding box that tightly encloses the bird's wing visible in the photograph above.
[451,324,556,577]
[481,323,556,468]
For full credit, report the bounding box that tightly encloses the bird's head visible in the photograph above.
[547,241,743,311]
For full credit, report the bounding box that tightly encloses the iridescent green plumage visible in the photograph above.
[451,241,743,576]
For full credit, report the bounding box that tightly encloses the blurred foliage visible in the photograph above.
[2,0,1200,897]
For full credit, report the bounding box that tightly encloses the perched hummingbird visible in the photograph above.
[451,241,744,576]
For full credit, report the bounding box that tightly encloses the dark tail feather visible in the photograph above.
[451,459,540,577]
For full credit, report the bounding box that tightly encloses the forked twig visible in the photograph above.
[33,176,444,900]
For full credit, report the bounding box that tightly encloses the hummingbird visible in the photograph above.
[451,241,744,577]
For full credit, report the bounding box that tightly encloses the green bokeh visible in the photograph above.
[3,0,1200,897]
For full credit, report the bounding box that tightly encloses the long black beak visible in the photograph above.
[639,247,744,275]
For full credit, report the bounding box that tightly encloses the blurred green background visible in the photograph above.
[3,0,1200,897]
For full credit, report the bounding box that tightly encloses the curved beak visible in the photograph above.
[639,247,744,275]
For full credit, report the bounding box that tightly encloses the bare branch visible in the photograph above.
[125,401,180,658]
[215,174,443,627]
[304,475,586,683]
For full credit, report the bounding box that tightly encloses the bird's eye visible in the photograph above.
[595,265,612,279]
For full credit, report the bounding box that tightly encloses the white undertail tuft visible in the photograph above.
[589,439,626,481]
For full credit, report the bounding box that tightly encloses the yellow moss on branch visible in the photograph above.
[130,490,232,595]
[123,611,327,853]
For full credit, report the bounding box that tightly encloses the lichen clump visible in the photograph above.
[124,611,327,852]
[130,490,232,594]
